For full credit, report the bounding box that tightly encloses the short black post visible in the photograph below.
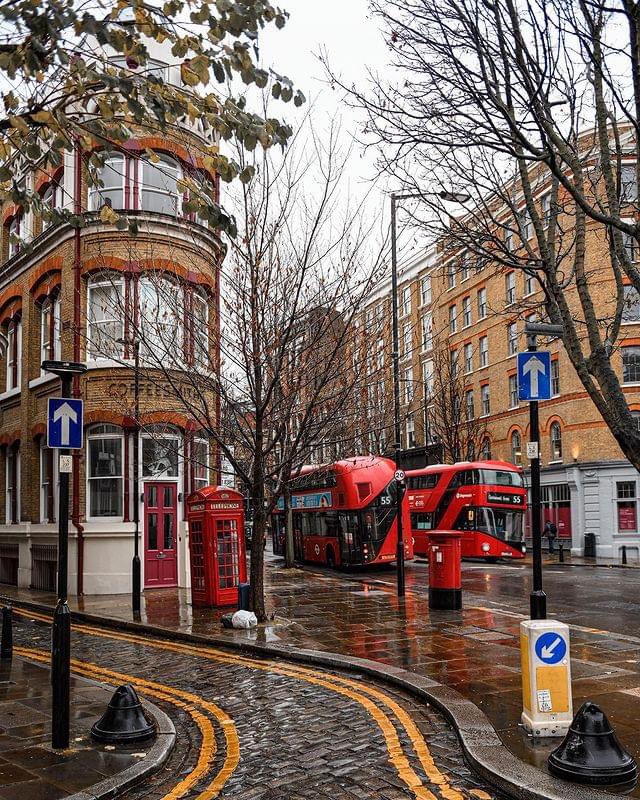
[622,545,628,566]
[558,543,564,563]
[1,605,12,659]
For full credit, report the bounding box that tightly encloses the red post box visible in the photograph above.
[428,530,462,610]
[186,486,247,607]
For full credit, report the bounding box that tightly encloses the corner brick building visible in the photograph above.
[0,40,222,594]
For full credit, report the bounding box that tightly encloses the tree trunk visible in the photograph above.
[284,484,295,568]
[249,502,267,621]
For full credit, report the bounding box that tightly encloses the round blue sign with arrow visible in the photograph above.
[535,631,567,664]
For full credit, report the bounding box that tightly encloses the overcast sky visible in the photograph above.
[259,0,391,189]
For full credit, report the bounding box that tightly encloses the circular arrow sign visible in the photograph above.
[395,470,406,482]
[535,631,567,664]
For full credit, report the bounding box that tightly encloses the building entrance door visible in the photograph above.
[144,482,178,587]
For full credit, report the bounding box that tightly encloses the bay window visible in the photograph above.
[87,424,123,518]
[139,276,183,363]
[87,275,124,359]
[88,154,125,211]
[192,291,209,370]
[141,155,180,215]
[7,215,21,259]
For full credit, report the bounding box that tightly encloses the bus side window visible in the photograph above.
[325,512,340,537]
[411,512,434,530]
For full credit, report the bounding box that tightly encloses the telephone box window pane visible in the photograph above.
[216,519,239,588]
[148,513,158,550]
[190,520,205,590]
[164,513,173,549]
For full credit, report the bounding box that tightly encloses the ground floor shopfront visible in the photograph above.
[525,459,640,561]
[0,423,215,595]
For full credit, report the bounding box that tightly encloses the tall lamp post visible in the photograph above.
[390,190,469,597]
[42,359,87,750]
[119,338,142,620]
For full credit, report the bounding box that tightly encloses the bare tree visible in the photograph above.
[86,117,385,619]
[325,0,640,472]
[425,336,488,463]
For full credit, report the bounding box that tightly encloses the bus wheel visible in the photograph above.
[326,548,336,569]
[484,557,499,563]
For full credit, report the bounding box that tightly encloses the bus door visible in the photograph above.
[292,512,304,560]
[338,512,361,564]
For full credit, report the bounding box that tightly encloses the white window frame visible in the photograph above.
[449,304,457,334]
[40,294,61,372]
[5,318,21,391]
[40,441,59,523]
[403,366,413,405]
[192,290,209,370]
[464,342,473,374]
[481,384,490,416]
[87,275,125,361]
[509,374,519,408]
[477,288,487,319]
[511,430,522,466]
[506,272,516,305]
[5,445,19,525]
[507,322,518,356]
[479,336,488,368]
[193,436,210,491]
[7,215,21,258]
[421,313,432,351]
[420,276,432,306]
[462,296,472,328]
[550,422,563,461]
[86,424,125,520]
[42,179,64,230]
[139,154,182,216]
[89,153,126,211]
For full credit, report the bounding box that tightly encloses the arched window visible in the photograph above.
[40,293,61,366]
[87,424,124,518]
[480,437,492,460]
[41,176,64,230]
[5,315,21,391]
[140,155,180,215]
[511,430,522,466]
[7,214,21,258]
[142,425,181,479]
[87,274,124,359]
[550,422,563,461]
[139,275,183,362]
[88,154,125,211]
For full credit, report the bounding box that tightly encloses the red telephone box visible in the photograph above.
[187,486,247,607]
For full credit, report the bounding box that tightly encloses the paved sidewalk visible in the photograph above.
[4,556,640,796]
[0,651,171,799]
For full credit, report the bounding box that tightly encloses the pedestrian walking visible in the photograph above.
[544,520,558,554]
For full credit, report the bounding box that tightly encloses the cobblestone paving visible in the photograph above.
[13,612,503,800]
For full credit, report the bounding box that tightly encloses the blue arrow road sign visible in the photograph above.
[535,631,567,664]
[47,398,83,449]
[518,351,552,401]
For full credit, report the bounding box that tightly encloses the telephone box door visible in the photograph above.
[215,517,241,604]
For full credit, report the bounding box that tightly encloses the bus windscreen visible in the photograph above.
[479,469,524,487]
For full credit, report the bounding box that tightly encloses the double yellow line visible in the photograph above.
[14,607,466,800]
[15,644,239,800]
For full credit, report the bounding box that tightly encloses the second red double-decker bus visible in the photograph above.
[272,456,413,568]
[406,460,527,560]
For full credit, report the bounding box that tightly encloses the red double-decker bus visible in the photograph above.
[406,460,527,560]
[272,456,413,568]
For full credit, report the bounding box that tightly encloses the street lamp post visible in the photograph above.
[132,340,141,621]
[389,189,469,598]
[118,338,142,620]
[42,359,87,750]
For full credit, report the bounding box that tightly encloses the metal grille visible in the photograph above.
[0,544,18,586]
[540,484,570,503]
[30,544,57,592]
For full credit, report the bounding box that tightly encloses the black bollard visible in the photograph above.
[549,701,637,785]
[91,685,156,743]
[1,606,12,659]
[622,545,628,565]
[558,543,564,563]
[237,582,251,611]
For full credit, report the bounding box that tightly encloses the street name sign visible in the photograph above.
[47,398,83,449]
[517,351,552,401]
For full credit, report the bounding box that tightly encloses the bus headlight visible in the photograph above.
[482,543,490,553]
[522,545,527,553]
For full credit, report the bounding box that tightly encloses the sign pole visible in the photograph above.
[52,373,72,749]
[528,364,546,619]
[43,360,86,750]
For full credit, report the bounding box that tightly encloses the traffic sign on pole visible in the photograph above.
[47,398,83,449]
[517,351,552,401]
